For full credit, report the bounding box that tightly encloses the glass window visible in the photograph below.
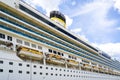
[0,69,3,72]
[26,64,30,67]
[48,49,52,53]
[7,36,12,41]
[9,70,13,73]
[16,39,22,44]
[19,70,22,74]
[0,61,3,64]
[38,46,42,50]
[58,52,60,55]
[32,44,36,48]
[40,66,42,69]
[33,72,36,74]
[0,33,5,39]
[53,51,57,54]
[33,65,36,68]
[40,72,42,75]
[61,53,64,56]
[26,71,30,74]
[9,62,13,65]
[19,63,22,66]
[24,41,30,46]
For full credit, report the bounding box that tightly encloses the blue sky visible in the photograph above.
[24,0,120,61]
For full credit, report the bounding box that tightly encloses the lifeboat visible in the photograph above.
[46,53,62,59]
[46,53,65,64]
[17,46,43,60]
[67,59,79,66]
[92,66,99,71]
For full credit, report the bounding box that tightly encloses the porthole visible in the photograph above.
[40,72,42,75]
[33,65,36,68]
[0,60,3,64]
[59,69,62,71]
[67,70,69,72]
[33,72,36,74]
[9,62,13,65]
[19,63,22,66]
[67,75,69,77]
[55,68,58,70]
[40,66,42,69]
[26,64,30,67]
[9,70,13,73]
[55,74,58,76]
[26,71,30,74]
[0,69,3,72]
[51,73,53,76]
[46,73,48,75]
[51,68,53,70]
[46,67,48,69]
[19,70,22,74]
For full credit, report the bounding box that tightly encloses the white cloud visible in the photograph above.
[70,28,82,33]
[113,0,120,13]
[71,1,76,6]
[69,0,117,43]
[116,27,120,30]
[92,43,120,61]
[65,15,73,27]
[24,0,61,15]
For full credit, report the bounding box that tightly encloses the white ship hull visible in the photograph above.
[0,50,120,80]
[0,0,120,80]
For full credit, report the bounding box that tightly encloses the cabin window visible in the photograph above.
[33,65,36,68]
[0,61,3,64]
[40,66,42,69]
[24,41,30,46]
[53,51,57,54]
[9,70,13,73]
[40,72,42,75]
[58,52,61,55]
[51,73,53,76]
[68,55,71,58]
[61,53,64,56]
[9,62,13,65]
[38,46,42,50]
[33,72,36,74]
[0,33,5,39]
[19,70,22,74]
[26,64,30,67]
[7,36,12,41]
[0,69,3,72]
[46,73,48,75]
[19,63,22,66]
[26,71,30,74]
[16,39,22,44]
[32,44,36,48]
[48,49,52,53]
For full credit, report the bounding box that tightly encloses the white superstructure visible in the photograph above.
[0,0,120,80]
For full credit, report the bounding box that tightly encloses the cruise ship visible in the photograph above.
[0,0,120,80]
